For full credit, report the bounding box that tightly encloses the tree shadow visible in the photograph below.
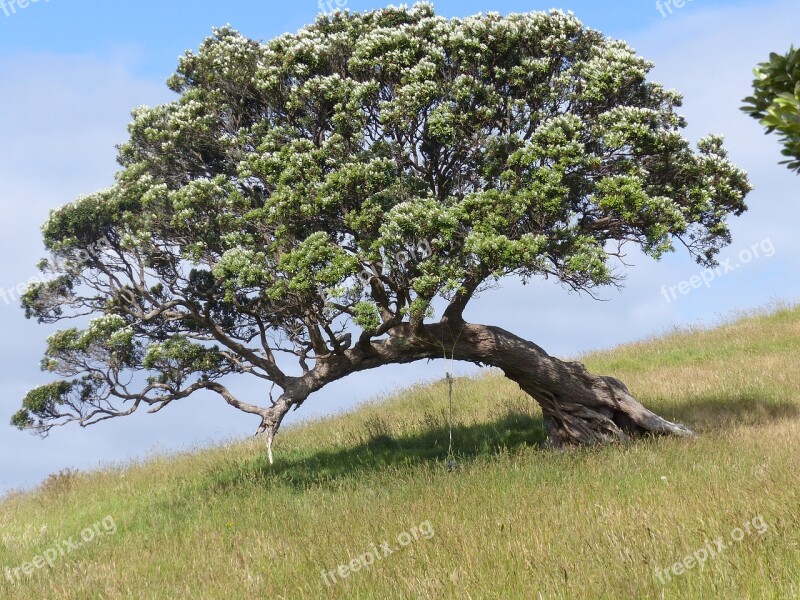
[664,393,800,432]
[203,409,548,492]
[200,393,800,493]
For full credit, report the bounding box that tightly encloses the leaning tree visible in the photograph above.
[15,4,752,460]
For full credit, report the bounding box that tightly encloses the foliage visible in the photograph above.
[742,46,800,174]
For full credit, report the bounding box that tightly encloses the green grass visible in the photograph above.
[2,306,800,599]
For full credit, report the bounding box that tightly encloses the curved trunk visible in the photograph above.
[411,321,695,447]
[259,320,694,461]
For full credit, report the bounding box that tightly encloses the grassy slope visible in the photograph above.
[1,306,799,599]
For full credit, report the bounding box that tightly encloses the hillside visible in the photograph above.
[1,306,800,599]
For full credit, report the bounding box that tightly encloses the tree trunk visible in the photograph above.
[411,320,695,448]
[259,320,695,460]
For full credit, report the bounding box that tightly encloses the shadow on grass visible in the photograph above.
[202,393,799,493]
[665,393,800,432]
[203,409,548,492]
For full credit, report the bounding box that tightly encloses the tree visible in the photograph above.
[14,4,751,460]
[742,46,800,173]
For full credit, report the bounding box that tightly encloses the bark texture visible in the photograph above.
[258,320,695,460]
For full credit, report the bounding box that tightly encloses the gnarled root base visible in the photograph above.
[541,402,632,447]
[515,365,695,448]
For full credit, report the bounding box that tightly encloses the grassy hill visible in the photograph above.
[2,306,799,599]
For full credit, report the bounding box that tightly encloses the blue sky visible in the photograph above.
[1,0,798,495]
[0,0,753,60]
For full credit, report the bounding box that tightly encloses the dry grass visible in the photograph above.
[1,306,799,598]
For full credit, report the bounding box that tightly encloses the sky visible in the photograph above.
[1,0,798,495]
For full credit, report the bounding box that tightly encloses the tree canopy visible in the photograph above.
[742,46,800,174]
[14,4,751,453]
